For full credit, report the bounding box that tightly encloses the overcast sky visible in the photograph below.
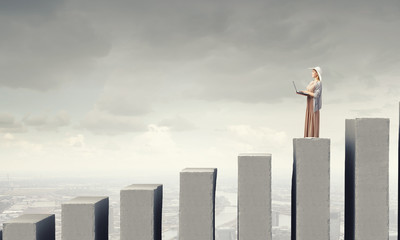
[0,0,399,189]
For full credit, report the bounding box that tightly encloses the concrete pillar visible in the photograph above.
[62,196,109,240]
[345,118,389,240]
[291,138,330,240]
[120,184,163,240]
[237,153,272,240]
[179,168,217,240]
[2,214,55,240]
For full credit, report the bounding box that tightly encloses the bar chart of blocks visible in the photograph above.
[0,109,397,239]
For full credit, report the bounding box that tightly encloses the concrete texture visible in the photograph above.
[237,153,272,240]
[3,214,55,240]
[345,118,389,240]
[62,196,109,240]
[291,138,330,240]
[120,184,163,240]
[179,168,217,240]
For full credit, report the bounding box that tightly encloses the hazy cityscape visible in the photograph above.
[0,174,397,240]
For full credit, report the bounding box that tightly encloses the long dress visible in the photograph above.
[304,80,320,137]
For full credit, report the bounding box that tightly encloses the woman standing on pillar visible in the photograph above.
[297,66,322,138]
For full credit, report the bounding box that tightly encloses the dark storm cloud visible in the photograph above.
[84,0,400,105]
[0,0,62,14]
[1,0,399,105]
[0,0,111,90]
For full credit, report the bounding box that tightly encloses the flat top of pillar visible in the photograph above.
[181,168,217,173]
[294,137,330,141]
[122,184,162,190]
[346,118,390,121]
[4,214,54,224]
[238,153,271,157]
[356,117,389,119]
[63,196,108,204]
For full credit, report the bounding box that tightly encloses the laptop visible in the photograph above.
[293,81,309,96]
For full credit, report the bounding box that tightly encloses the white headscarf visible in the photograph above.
[308,66,322,81]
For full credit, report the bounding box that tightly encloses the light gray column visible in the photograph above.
[345,118,389,240]
[238,153,272,240]
[3,214,55,240]
[179,168,217,240]
[62,196,109,240]
[291,138,330,240]
[120,184,163,240]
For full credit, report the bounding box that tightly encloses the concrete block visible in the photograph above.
[291,138,330,240]
[237,153,272,240]
[345,118,389,240]
[179,168,217,240]
[3,214,55,240]
[62,196,109,240]
[120,184,163,240]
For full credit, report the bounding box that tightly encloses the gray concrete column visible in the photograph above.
[291,138,330,240]
[179,168,217,240]
[345,118,389,240]
[120,184,163,240]
[3,214,55,240]
[62,196,109,240]
[237,153,272,240]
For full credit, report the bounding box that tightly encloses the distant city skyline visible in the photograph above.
[0,176,398,240]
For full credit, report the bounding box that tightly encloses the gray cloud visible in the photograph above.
[0,0,62,14]
[0,113,27,133]
[0,0,111,90]
[95,86,153,116]
[23,115,47,126]
[158,115,197,131]
[80,109,147,135]
[91,0,399,107]
[22,111,70,131]
[1,0,399,110]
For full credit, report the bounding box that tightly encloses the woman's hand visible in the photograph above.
[302,90,314,97]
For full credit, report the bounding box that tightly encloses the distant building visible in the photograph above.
[216,227,235,240]
[272,211,279,227]
[389,231,397,240]
[272,226,290,240]
[330,211,341,240]
[109,205,114,234]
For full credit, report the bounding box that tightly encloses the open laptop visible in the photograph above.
[293,81,309,96]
